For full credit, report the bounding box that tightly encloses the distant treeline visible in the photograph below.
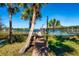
[13,28,29,31]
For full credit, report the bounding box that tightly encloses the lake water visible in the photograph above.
[13,29,76,36]
[13,29,40,33]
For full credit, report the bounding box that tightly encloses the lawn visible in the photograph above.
[0,31,33,56]
[48,35,79,56]
[0,42,33,56]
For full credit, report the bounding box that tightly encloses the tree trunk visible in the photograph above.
[46,16,48,47]
[0,17,2,30]
[29,18,32,29]
[8,3,13,44]
[53,22,56,32]
[19,5,36,54]
[9,14,12,43]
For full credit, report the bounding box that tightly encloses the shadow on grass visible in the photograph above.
[48,41,74,56]
[56,36,79,44]
[55,36,69,42]
[69,38,79,44]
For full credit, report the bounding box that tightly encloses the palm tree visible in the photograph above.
[19,3,43,54]
[20,4,42,29]
[48,18,61,29]
[0,17,3,30]
[0,3,19,43]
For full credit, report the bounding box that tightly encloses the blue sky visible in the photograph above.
[0,3,79,29]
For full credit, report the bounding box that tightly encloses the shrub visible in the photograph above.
[13,34,27,42]
[0,32,8,40]
[0,31,28,42]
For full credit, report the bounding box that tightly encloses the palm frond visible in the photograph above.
[17,3,28,8]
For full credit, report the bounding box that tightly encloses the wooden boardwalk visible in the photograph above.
[31,32,48,56]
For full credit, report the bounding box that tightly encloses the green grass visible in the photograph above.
[48,36,79,56]
[0,31,8,39]
[63,40,79,56]
[0,42,33,56]
[0,31,33,56]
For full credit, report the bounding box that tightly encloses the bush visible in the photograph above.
[0,31,28,42]
[0,32,8,39]
[13,34,27,42]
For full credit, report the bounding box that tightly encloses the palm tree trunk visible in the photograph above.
[53,22,56,32]
[8,3,13,44]
[19,5,36,54]
[9,14,12,43]
[29,18,32,29]
[46,16,48,47]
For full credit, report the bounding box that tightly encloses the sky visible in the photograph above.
[0,3,79,29]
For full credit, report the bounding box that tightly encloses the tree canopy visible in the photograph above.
[48,18,61,28]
